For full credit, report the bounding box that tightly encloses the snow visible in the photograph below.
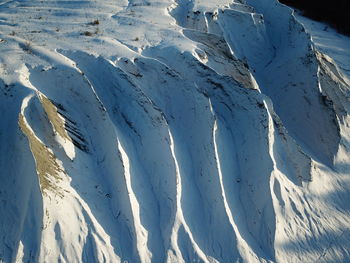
[295,13,350,80]
[0,0,350,262]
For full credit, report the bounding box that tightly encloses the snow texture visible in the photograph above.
[0,0,349,262]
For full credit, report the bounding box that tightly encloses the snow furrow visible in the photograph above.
[117,140,152,263]
[0,0,350,262]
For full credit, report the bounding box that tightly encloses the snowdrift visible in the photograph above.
[0,0,349,262]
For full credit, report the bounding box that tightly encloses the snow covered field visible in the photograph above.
[0,0,349,262]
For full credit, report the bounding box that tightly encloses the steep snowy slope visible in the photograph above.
[295,13,350,80]
[0,0,349,262]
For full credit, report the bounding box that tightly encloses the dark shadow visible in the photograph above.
[279,0,350,35]
[0,81,43,263]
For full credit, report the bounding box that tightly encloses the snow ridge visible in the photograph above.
[0,0,349,262]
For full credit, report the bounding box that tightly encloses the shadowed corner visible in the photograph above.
[0,81,44,263]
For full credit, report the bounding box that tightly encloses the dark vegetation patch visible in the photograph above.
[89,19,100,25]
[82,31,93,36]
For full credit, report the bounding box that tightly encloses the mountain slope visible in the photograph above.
[0,0,349,262]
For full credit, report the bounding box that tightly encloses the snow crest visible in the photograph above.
[0,0,349,262]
